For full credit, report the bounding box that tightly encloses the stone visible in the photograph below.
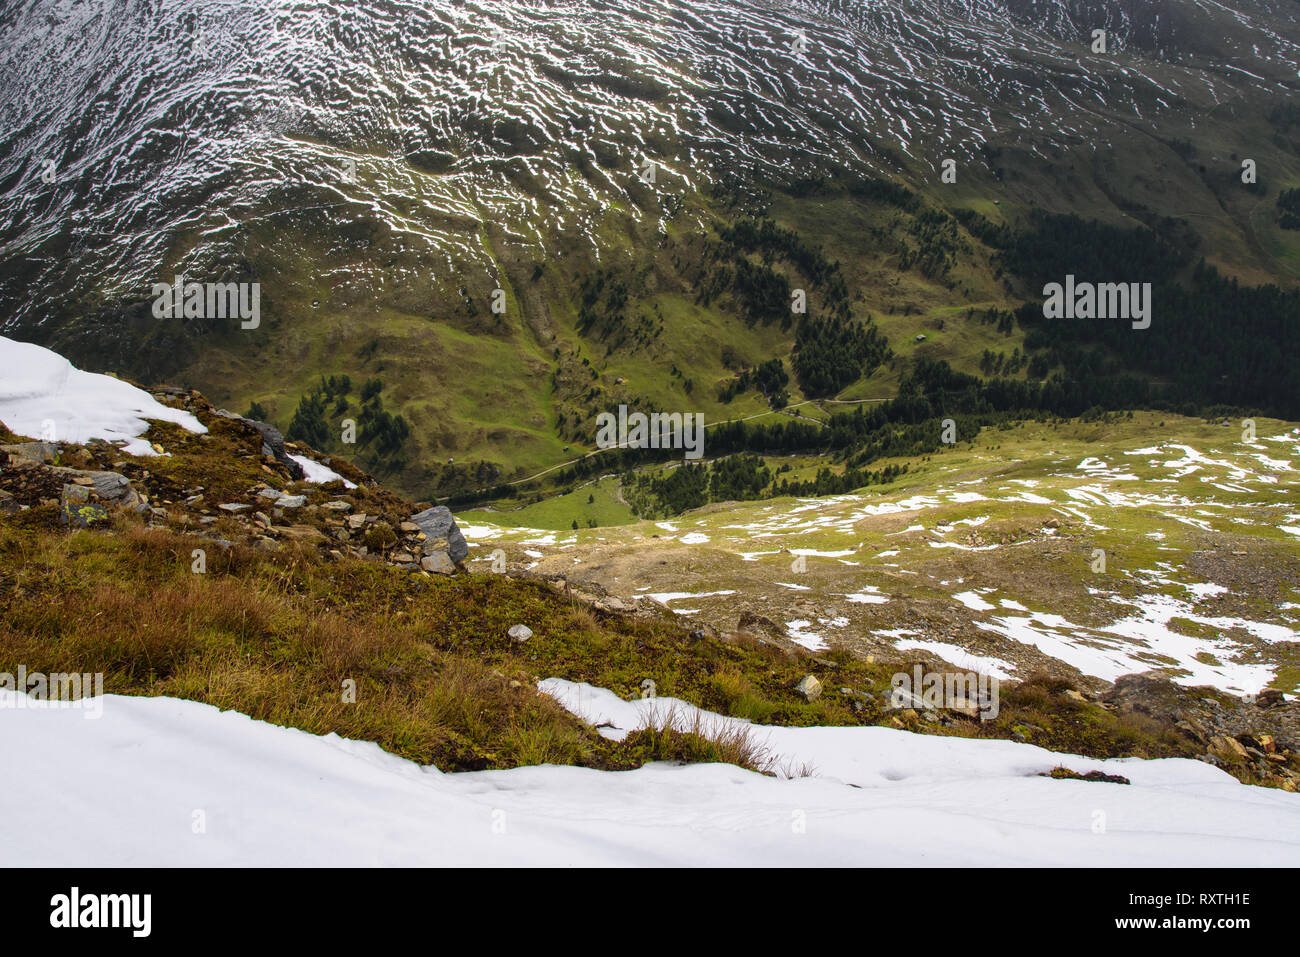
[245,419,305,480]
[276,525,326,543]
[946,696,982,720]
[1256,689,1285,709]
[62,483,89,504]
[1,442,58,464]
[346,513,367,530]
[795,674,822,701]
[408,506,469,563]
[419,551,456,575]
[276,494,306,509]
[218,503,251,513]
[508,624,533,643]
[1043,517,1061,529]
[0,489,18,514]
[60,489,109,528]
[323,501,352,512]
[736,611,787,643]
[45,468,139,507]
[1208,735,1250,764]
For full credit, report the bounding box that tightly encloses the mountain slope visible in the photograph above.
[1,0,1299,495]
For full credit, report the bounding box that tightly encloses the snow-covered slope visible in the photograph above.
[3,685,1296,866]
[0,335,205,455]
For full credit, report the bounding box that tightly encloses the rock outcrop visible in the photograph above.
[409,505,469,564]
[1103,673,1299,791]
[214,410,305,481]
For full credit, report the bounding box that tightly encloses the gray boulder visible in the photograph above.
[409,505,469,563]
[48,467,141,507]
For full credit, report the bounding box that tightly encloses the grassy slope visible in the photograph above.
[465,412,1300,697]
[0,505,1201,774]
[0,407,1226,779]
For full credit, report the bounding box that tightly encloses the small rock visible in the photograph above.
[419,551,456,575]
[218,503,251,513]
[946,696,982,720]
[1208,735,1250,764]
[61,483,90,505]
[346,513,367,530]
[60,484,109,528]
[1256,689,1285,709]
[276,525,326,543]
[1,442,58,464]
[795,674,822,701]
[277,494,306,509]
[322,500,352,512]
[508,624,533,643]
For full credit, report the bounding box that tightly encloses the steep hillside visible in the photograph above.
[2,0,1299,497]
[3,336,1298,793]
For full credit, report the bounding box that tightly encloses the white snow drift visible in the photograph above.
[0,335,205,455]
[2,685,1297,867]
[0,336,347,484]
